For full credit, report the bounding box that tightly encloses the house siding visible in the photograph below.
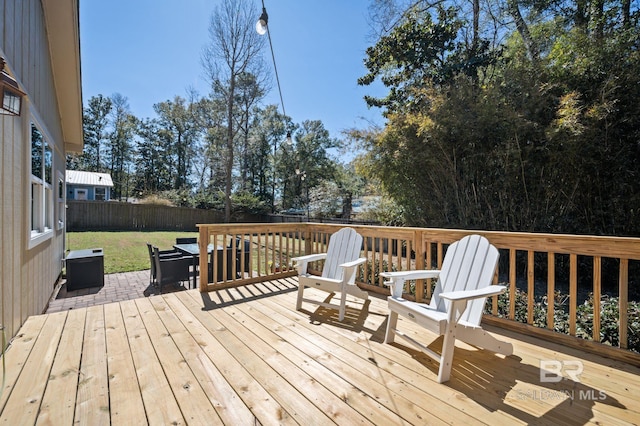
[67,185,112,201]
[1,0,72,341]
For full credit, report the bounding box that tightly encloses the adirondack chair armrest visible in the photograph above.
[292,253,328,275]
[292,253,328,263]
[381,270,441,297]
[439,285,507,302]
[339,257,367,269]
[337,257,367,283]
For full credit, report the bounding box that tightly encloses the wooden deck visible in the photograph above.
[1,278,639,425]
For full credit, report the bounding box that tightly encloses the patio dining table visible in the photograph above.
[174,243,218,288]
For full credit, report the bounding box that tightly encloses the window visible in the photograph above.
[75,188,88,200]
[29,122,54,247]
[95,187,106,201]
[57,171,65,230]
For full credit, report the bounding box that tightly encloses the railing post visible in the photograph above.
[198,225,208,292]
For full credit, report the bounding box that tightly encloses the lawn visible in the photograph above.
[66,231,199,274]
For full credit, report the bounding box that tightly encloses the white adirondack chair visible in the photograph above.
[381,234,513,383]
[293,227,368,321]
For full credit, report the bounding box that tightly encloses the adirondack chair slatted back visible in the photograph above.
[321,228,363,284]
[429,235,499,325]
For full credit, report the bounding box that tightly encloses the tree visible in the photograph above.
[154,96,199,190]
[191,93,227,197]
[356,0,640,236]
[359,3,497,115]
[281,120,340,211]
[134,118,173,194]
[107,93,136,201]
[69,95,112,171]
[334,162,367,219]
[247,105,289,210]
[201,0,266,222]
[234,72,267,190]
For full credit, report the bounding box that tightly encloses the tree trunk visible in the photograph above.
[590,0,604,39]
[622,0,631,27]
[507,0,538,63]
[225,78,235,223]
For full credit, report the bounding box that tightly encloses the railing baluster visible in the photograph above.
[527,250,535,325]
[257,232,263,276]
[620,258,629,349]
[593,256,601,342]
[422,235,430,301]
[569,254,577,336]
[547,252,555,330]
[509,249,516,321]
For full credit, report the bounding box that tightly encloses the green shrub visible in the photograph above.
[486,287,640,353]
[231,191,269,214]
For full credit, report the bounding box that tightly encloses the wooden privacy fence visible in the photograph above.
[198,222,640,365]
[67,201,264,231]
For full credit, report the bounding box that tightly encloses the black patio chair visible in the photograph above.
[153,246,191,292]
[234,237,251,277]
[146,243,183,287]
[208,247,236,282]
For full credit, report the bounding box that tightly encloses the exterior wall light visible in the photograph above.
[0,58,25,116]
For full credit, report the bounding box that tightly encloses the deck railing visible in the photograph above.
[198,223,640,365]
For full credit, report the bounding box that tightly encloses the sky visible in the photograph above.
[80,0,387,144]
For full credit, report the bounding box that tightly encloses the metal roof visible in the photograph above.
[66,170,114,187]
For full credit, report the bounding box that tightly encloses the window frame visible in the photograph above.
[57,170,65,231]
[28,118,55,249]
[95,187,106,201]
[74,188,88,200]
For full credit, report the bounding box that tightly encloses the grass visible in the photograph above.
[66,231,199,274]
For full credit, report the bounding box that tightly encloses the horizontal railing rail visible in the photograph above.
[198,223,640,365]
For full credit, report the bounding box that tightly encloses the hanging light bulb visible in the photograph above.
[285,131,292,145]
[256,7,268,35]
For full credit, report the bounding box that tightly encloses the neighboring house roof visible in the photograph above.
[66,170,114,187]
[41,0,83,153]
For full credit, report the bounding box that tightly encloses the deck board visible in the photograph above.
[1,277,639,425]
[75,305,109,425]
[156,295,257,426]
[104,302,147,425]
[36,308,86,425]
[120,299,185,425]
[2,312,66,424]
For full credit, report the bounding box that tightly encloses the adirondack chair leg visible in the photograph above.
[338,290,348,321]
[384,310,398,344]
[437,323,457,383]
[296,282,305,311]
